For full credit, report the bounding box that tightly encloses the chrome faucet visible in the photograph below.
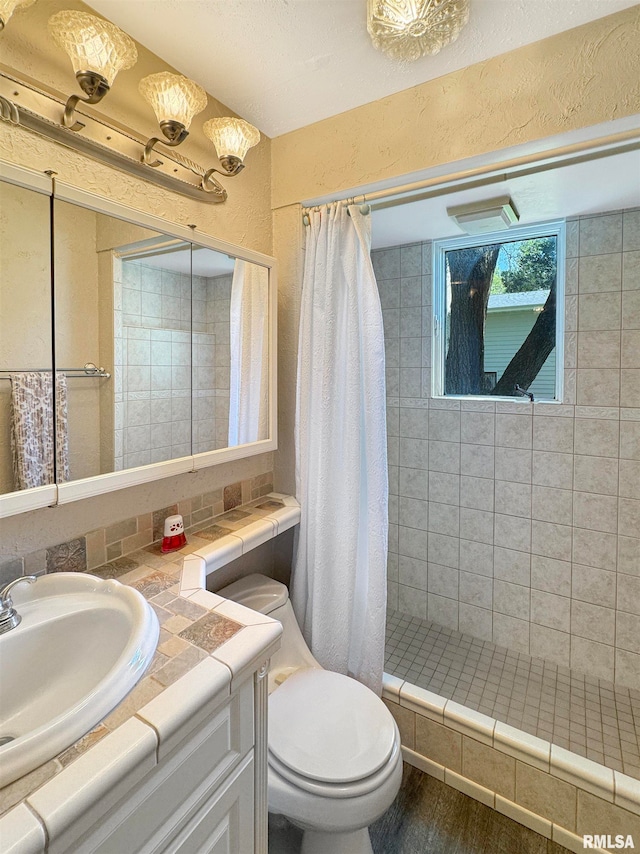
[0,576,36,634]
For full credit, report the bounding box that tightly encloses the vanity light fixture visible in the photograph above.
[367,0,470,61]
[139,72,207,166]
[201,117,261,190]
[1,9,259,202]
[48,10,137,131]
[0,0,35,31]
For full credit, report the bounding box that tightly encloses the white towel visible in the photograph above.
[10,371,70,489]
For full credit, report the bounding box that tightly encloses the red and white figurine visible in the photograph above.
[161,514,186,553]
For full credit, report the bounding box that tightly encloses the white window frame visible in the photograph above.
[432,219,566,403]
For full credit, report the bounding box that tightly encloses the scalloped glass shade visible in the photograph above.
[367,0,470,61]
[203,118,260,163]
[48,11,137,87]
[139,72,207,130]
[0,0,36,28]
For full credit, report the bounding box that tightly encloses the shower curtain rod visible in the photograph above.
[299,126,640,220]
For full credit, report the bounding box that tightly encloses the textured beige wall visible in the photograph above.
[271,6,640,493]
[271,6,640,209]
[0,0,273,557]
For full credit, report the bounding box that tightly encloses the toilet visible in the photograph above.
[217,573,403,854]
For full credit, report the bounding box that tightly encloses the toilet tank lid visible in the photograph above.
[216,573,289,615]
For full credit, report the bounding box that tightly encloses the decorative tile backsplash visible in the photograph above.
[0,471,273,586]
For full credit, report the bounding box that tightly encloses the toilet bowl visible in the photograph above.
[217,573,402,854]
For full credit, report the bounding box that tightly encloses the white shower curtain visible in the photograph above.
[292,201,388,695]
[228,260,269,446]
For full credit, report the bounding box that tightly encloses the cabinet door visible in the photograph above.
[169,753,254,854]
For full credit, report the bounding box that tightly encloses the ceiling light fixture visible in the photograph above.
[0,0,35,31]
[139,71,207,166]
[367,0,470,61]
[48,10,137,131]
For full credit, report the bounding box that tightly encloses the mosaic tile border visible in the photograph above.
[0,471,273,585]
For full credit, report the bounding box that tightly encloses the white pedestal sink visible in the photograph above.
[0,572,159,788]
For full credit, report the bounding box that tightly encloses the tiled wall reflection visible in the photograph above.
[114,261,232,470]
[373,207,640,691]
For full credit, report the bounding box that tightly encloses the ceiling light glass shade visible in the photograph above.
[367,0,470,61]
[48,11,137,87]
[0,0,36,31]
[139,72,207,131]
[203,117,260,164]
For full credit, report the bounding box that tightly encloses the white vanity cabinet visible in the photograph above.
[2,634,278,854]
[70,678,256,854]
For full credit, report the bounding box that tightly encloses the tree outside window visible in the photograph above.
[434,222,564,401]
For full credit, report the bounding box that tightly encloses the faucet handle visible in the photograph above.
[0,575,36,610]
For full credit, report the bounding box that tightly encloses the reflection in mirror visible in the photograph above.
[0,181,54,495]
[53,199,178,480]
[53,197,272,484]
[117,239,193,468]
[228,258,269,446]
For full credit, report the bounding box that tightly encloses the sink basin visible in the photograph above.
[0,572,159,788]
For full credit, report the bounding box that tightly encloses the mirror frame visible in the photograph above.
[0,160,277,518]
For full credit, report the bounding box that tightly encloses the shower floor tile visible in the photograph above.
[385,610,640,779]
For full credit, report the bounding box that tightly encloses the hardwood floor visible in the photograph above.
[268,763,574,853]
[369,764,572,854]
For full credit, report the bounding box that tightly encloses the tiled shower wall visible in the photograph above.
[115,262,231,470]
[372,206,640,691]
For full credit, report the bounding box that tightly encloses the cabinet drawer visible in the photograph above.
[168,753,254,854]
[73,680,254,854]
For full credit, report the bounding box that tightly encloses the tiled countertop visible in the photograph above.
[0,494,297,841]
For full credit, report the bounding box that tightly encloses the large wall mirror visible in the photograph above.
[0,163,276,517]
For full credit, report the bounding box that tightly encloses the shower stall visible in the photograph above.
[372,204,640,782]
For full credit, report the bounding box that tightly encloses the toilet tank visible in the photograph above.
[216,574,321,691]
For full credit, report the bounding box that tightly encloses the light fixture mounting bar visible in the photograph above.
[0,70,227,203]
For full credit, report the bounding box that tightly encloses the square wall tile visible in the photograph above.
[493,613,529,654]
[494,547,530,586]
[458,603,492,641]
[571,600,615,645]
[570,636,615,682]
[531,555,571,597]
[495,415,532,449]
[533,416,574,453]
[572,563,616,608]
[493,580,530,621]
[579,212,622,257]
[531,590,570,632]
[495,481,531,518]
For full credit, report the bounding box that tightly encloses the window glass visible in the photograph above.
[435,223,564,401]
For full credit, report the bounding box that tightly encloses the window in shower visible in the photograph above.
[432,220,565,401]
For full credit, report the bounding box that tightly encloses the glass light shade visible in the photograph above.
[203,117,260,163]
[48,11,137,87]
[367,0,470,61]
[0,0,35,29]
[139,72,207,130]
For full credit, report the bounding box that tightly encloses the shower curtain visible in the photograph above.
[10,371,70,489]
[228,260,269,446]
[292,201,388,695]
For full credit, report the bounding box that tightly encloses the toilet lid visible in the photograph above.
[268,669,397,784]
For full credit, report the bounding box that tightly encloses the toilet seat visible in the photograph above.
[268,668,399,798]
